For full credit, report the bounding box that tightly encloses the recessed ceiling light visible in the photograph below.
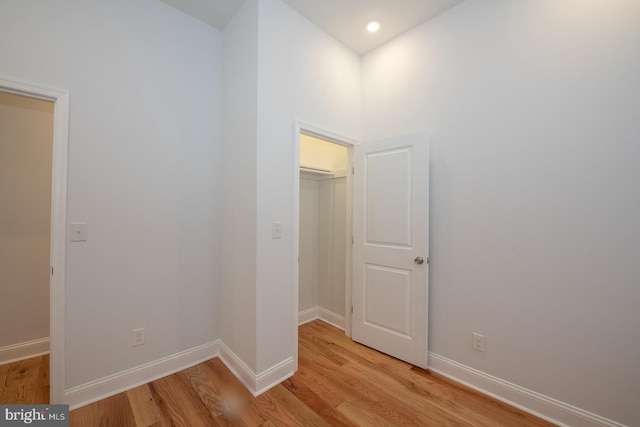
[367,21,380,33]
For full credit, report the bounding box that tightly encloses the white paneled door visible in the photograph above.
[352,133,429,368]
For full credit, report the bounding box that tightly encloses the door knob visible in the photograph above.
[414,257,424,265]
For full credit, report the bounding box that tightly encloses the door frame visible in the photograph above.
[0,75,69,403]
[292,121,358,370]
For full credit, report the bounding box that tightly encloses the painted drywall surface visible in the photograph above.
[298,178,319,312]
[220,0,259,372]
[300,134,348,172]
[362,0,640,424]
[0,1,222,388]
[318,177,346,317]
[299,175,347,317]
[255,0,361,373]
[0,92,53,349]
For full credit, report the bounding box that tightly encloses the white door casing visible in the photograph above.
[352,133,429,368]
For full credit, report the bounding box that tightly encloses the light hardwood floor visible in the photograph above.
[0,354,49,404]
[2,322,555,426]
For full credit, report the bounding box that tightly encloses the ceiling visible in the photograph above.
[157,0,465,55]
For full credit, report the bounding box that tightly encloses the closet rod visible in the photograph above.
[300,166,333,176]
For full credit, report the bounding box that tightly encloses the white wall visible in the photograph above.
[254,0,361,374]
[318,177,347,317]
[220,0,259,373]
[219,0,362,384]
[362,0,640,425]
[0,92,53,353]
[298,178,319,312]
[300,134,349,172]
[0,0,222,389]
[299,175,347,317]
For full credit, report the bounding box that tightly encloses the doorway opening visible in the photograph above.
[0,93,53,398]
[299,134,348,328]
[292,122,357,369]
[0,76,69,404]
[293,128,430,369]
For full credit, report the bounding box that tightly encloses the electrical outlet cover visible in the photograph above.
[132,328,145,347]
[472,333,485,352]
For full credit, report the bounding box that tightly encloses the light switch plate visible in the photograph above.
[70,223,87,242]
[272,221,282,239]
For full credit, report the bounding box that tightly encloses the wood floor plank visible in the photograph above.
[281,377,355,427]
[301,321,412,374]
[412,367,553,427]
[126,384,167,427]
[0,355,49,404]
[203,358,269,426]
[70,392,138,426]
[253,385,330,427]
[33,354,50,404]
[342,346,527,427]
[336,400,390,427]
[343,360,475,427]
[182,359,252,426]
[295,353,357,407]
[152,372,224,427]
[0,361,14,403]
[264,385,332,427]
[300,339,459,426]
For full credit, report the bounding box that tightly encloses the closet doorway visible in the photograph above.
[0,76,70,404]
[297,131,353,339]
[0,91,53,400]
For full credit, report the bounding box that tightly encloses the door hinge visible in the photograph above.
[51,266,54,275]
[351,305,353,314]
[427,257,430,265]
[351,236,354,244]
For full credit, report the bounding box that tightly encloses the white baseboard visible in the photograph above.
[317,307,345,330]
[298,307,318,325]
[218,341,295,396]
[0,337,50,365]
[217,340,257,395]
[255,357,295,395]
[65,341,219,410]
[298,306,345,330]
[428,352,627,427]
[64,337,297,409]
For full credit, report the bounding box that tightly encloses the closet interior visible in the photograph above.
[299,134,349,329]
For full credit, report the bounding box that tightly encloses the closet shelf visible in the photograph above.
[300,166,333,177]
